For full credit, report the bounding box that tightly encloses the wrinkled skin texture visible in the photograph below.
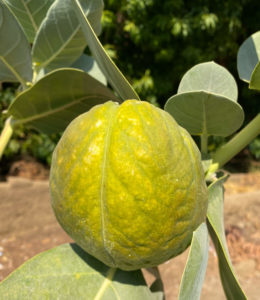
[50,100,208,270]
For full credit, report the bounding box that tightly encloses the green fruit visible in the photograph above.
[50,100,208,271]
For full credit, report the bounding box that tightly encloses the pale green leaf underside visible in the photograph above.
[3,0,54,43]
[73,0,140,101]
[32,0,103,72]
[0,1,32,84]
[178,222,209,300]
[207,177,247,300]
[0,243,161,300]
[237,31,260,83]
[72,53,107,85]
[164,91,244,137]
[8,68,119,134]
[178,61,238,102]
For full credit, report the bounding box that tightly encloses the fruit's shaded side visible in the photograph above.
[50,100,208,270]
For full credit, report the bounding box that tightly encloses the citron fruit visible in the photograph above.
[50,100,208,271]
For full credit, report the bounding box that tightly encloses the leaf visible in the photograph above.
[72,53,107,85]
[8,68,119,134]
[164,91,244,137]
[32,0,103,72]
[178,62,238,102]
[2,0,55,43]
[207,177,247,300]
[237,31,260,83]
[0,1,32,85]
[0,243,162,300]
[73,0,140,101]
[249,61,260,91]
[178,222,209,300]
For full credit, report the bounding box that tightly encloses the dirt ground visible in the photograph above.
[0,165,260,299]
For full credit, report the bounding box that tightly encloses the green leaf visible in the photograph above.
[72,53,107,85]
[164,91,244,137]
[2,0,55,43]
[237,31,260,83]
[0,1,33,85]
[32,0,103,72]
[8,68,119,134]
[73,0,140,101]
[207,177,247,300]
[249,61,260,91]
[0,243,162,300]
[178,61,238,102]
[178,222,209,300]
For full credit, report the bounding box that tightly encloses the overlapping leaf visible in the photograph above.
[73,0,140,101]
[0,243,163,300]
[0,1,32,84]
[165,91,244,137]
[237,31,260,83]
[3,0,54,43]
[8,68,119,134]
[178,222,209,300]
[72,53,107,85]
[207,177,247,300]
[32,0,103,72]
[165,62,244,137]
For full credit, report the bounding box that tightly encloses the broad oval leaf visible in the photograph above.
[0,1,32,85]
[249,61,260,91]
[73,0,140,101]
[178,61,238,102]
[178,222,209,300]
[72,53,107,85]
[164,91,244,137]
[237,31,260,83]
[8,68,119,134]
[207,177,247,300]
[0,243,162,300]
[32,0,103,72]
[3,0,54,43]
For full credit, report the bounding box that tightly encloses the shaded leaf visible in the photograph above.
[32,0,103,72]
[73,0,140,101]
[72,53,107,85]
[164,91,244,137]
[3,0,54,43]
[0,1,32,85]
[207,177,247,300]
[178,223,209,300]
[8,68,119,134]
[0,243,162,300]
[178,62,238,102]
[237,31,260,83]
[249,61,260,91]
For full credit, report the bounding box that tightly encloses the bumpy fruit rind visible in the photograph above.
[50,100,208,270]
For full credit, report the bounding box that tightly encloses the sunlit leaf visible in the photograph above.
[164,91,244,137]
[249,61,260,91]
[207,177,247,300]
[237,31,260,83]
[0,1,32,85]
[73,0,140,101]
[3,0,55,42]
[0,243,162,300]
[8,68,119,134]
[32,0,103,72]
[178,62,238,102]
[178,222,209,300]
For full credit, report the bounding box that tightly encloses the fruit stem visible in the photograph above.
[200,132,208,157]
[0,117,14,160]
[212,113,260,168]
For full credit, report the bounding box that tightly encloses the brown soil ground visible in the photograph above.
[0,160,260,299]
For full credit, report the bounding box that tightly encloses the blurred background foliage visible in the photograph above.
[0,0,260,167]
